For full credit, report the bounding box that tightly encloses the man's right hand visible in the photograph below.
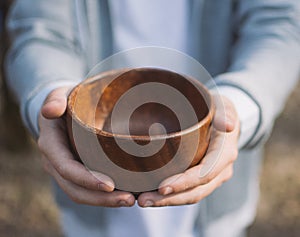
[38,87,135,207]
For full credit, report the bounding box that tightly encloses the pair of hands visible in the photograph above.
[38,86,240,208]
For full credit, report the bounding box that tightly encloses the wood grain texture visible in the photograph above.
[66,68,214,191]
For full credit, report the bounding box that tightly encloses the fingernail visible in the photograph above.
[162,186,173,195]
[98,182,113,191]
[118,200,128,207]
[91,171,114,188]
[143,200,154,207]
[99,180,114,189]
[226,118,234,131]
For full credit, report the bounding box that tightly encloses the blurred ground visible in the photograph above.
[248,82,300,237]
[0,80,299,237]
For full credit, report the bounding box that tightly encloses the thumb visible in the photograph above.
[213,95,238,133]
[41,87,72,119]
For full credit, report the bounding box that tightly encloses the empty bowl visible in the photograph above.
[66,68,214,193]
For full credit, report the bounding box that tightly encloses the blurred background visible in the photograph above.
[0,2,299,237]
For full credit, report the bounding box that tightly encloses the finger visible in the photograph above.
[41,87,72,119]
[158,127,239,195]
[138,166,233,207]
[38,118,115,192]
[45,158,135,207]
[212,95,238,133]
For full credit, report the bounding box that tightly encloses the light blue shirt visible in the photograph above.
[29,0,259,147]
[27,0,259,148]
[110,0,188,53]
[109,0,259,148]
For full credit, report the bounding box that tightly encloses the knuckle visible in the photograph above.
[189,192,203,204]
[202,171,215,184]
[216,182,223,188]
[180,178,191,191]
[200,176,210,184]
[69,194,83,204]
[80,178,90,189]
[227,167,234,179]
[37,137,45,152]
[224,167,234,182]
[207,172,215,182]
[225,148,238,164]
[231,149,238,161]
[57,164,68,178]
[188,197,198,205]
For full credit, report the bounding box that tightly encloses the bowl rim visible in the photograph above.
[67,67,215,141]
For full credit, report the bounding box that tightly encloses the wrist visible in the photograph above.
[210,86,260,149]
[27,81,78,138]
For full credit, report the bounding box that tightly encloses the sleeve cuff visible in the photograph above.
[25,80,79,139]
[210,85,260,149]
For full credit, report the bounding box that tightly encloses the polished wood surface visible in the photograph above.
[66,68,214,191]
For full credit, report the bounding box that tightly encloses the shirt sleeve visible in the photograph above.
[211,86,260,149]
[5,0,86,137]
[214,0,300,148]
[27,81,79,139]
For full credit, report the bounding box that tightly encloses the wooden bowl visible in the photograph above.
[66,68,214,193]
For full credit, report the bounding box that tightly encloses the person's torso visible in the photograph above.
[77,0,237,77]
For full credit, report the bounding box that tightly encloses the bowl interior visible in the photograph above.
[68,68,211,137]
